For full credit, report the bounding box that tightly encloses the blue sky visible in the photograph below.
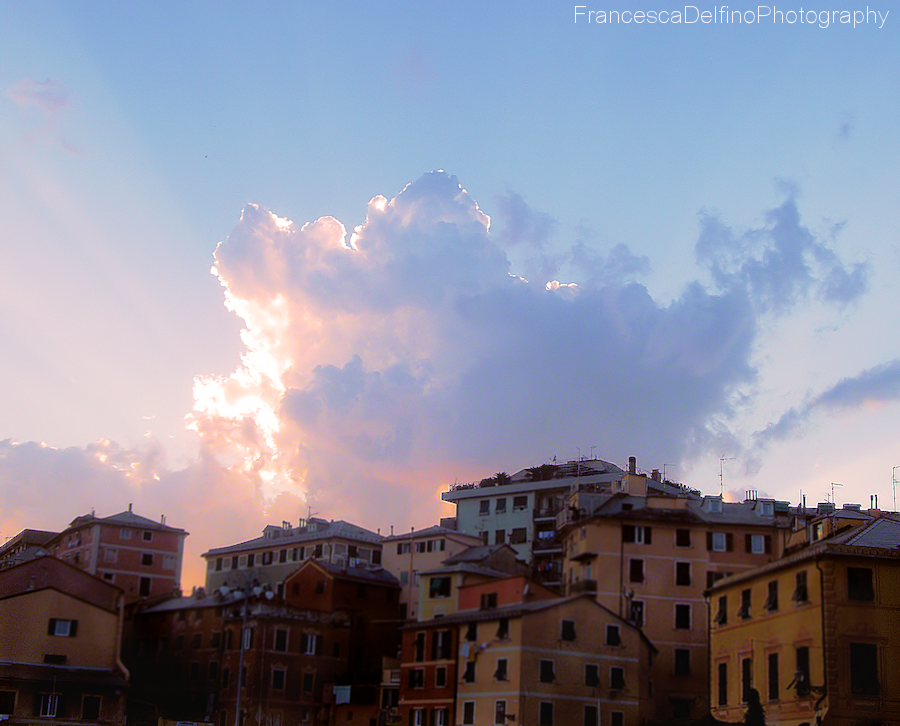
[2,2,898,584]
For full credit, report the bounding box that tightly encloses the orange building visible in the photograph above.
[49,506,188,603]
[708,513,900,726]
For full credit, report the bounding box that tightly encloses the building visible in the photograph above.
[381,525,483,620]
[441,459,626,588]
[557,462,793,722]
[0,529,58,570]
[49,506,188,603]
[399,575,656,726]
[0,556,128,725]
[708,511,900,726]
[203,518,384,595]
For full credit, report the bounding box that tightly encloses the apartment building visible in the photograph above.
[381,525,483,620]
[203,518,383,595]
[0,556,128,725]
[0,529,57,569]
[48,506,188,603]
[441,459,625,588]
[559,473,792,722]
[708,513,900,726]
[399,575,655,726]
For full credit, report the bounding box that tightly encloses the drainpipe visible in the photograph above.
[115,593,130,680]
[814,555,828,723]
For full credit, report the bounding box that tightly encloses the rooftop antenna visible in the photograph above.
[892,466,899,512]
[719,457,735,497]
[663,464,674,483]
[829,482,843,507]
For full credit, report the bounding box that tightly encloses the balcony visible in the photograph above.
[534,506,562,521]
[532,534,562,552]
[570,579,597,594]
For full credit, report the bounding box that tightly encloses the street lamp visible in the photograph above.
[219,573,274,726]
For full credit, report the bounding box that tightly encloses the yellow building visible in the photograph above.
[708,514,900,726]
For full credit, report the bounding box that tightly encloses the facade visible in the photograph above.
[0,529,57,570]
[708,513,900,726]
[0,556,128,725]
[441,459,626,588]
[399,576,655,726]
[203,518,384,595]
[558,472,792,722]
[49,506,188,603]
[381,526,483,620]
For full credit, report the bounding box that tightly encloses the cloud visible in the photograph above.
[0,172,877,586]
[695,195,868,313]
[752,360,900,454]
[8,77,78,152]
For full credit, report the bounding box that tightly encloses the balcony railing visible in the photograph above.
[569,579,597,594]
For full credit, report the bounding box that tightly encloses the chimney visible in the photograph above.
[628,456,636,475]
[128,503,133,513]
[651,469,660,481]
[160,514,166,526]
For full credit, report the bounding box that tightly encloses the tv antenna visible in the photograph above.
[719,457,735,497]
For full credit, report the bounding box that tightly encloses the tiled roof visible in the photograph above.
[0,555,121,613]
[203,519,382,557]
[67,510,188,534]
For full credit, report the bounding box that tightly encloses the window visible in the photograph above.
[104,548,118,563]
[629,559,644,583]
[262,551,273,565]
[496,498,506,513]
[274,629,288,652]
[759,501,775,516]
[767,653,779,701]
[707,571,728,588]
[714,595,727,625]
[411,710,424,726]
[510,527,527,544]
[675,604,691,629]
[38,693,59,717]
[630,600,644,627]
[409,669,424,689]
[120,528,131,539]
[232,555,239,569]
[850,643,879,695]
[414,632,426,661]
[143,530,153,541]
[606,624,620,646]
[738,589,751,620]
[585,663,600,687]
[82,695,101,720]
[494,658,508,681]
[315,579,325,594]
[189,662,200,680]
[610,666,625,690]
[141,553,154,566]
[462,662,476,683]
[796,646,810,693]
[764,581,778,612]
[494,701,507,725]
[708,532,732,552]
[539,659,555,683]
[465,622,477,641]
[513,495,528,510]
[300,633,318,655]
[242,627,254,650]
[622,525,652,544]
[610,713,624,726]
[415,541,426,553]
[462,702,475,725]
[561,619,576,641]
[676,562,691,586]
[209,661,219,681]
[583,705,598,726]
[48,619,78,637]
[222,667,230,687]
[480,592,498,610]
[191,633,202,649]
[793,570,808,604]
[746,534,770,554]
[496,618,509,640]
[479,500,491,515]
[247,553,255,567]
[0,691,16,716]
[717,662,728,706]
[432,630,451,660]
[43,654,66,665]
[676,528,691,547]
[848,567,875,601]
[539,702,553,726]
[434,708,447,726]
[396,542,409,555]
[435,666,447,687]
[429,577,451,599]
[494,530,506,545]
[675,648,691,675]
[741,658,752,703]
[140,576,151,597]
[302,672,314,692]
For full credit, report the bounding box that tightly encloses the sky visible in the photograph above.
[2,2,899,588]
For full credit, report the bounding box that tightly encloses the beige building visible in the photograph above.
[381,525,483,620]
[202,517,383,595]
[0,556,128,724]
[708,513,900,726]
[559,468,792,722]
